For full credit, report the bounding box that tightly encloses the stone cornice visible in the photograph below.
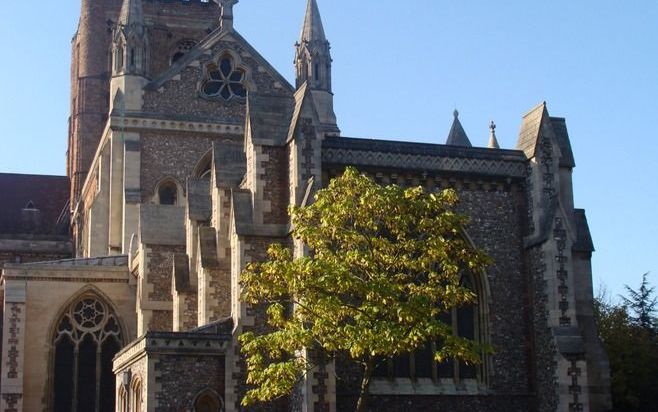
[110,114,244,135]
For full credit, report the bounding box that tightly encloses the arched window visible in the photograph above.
[156,180,179,205]
[52,294,123,412]
[131,377,143,412]
[194,389,224,412]
[118,385,128,412]
[373,272,487,383]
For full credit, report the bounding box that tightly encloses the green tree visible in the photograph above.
[621,272,657,333]
[595,276,658,412]
[239,167,491,412]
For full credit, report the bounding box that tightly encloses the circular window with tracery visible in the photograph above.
[201,56,247,100]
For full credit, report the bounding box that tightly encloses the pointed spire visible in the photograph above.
[446,110,473,147]
[488,121,500,149]
[300,0,327,43]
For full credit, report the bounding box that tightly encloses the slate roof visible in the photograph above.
[550,117,576,168]
[0,173,69,236]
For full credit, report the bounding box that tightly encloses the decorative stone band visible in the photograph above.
[110,114,244,136]
[322,137,527,178]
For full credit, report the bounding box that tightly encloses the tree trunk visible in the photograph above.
[356,358,374,412]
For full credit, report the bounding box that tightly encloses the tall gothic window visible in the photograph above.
[52,295,123,412]
[373,272,484,382]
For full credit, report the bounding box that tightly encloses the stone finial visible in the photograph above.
[454,109,459,119]
[488,120,500,149]
[219,0,239,31]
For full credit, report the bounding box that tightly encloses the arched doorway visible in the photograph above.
[52,293,123,412]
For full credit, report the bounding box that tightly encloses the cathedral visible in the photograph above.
[0,0,611,411]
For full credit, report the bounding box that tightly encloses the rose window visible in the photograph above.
[202,56,247,100]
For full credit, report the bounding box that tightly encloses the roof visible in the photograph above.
[516,102,547,158]
[573,209,594,253]
[0,173,70,236]
[246,93,295,145]
[446,111,472,147]
[550,117,576,168]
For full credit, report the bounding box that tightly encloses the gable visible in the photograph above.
[141,29,294,122]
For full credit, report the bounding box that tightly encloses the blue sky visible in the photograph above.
[1,0,656,299]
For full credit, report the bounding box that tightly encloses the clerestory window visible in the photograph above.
[201,56,246,100]
[52,295,123,412]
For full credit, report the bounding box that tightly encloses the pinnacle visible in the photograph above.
[119,0,144,28]
[300,0,327,43]
[488,121,500,149]
[446,110,472,147]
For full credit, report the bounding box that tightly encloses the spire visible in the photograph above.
[294,0,338,134]
[300,0,327,43]
[446,110,473,147]
[488,121,500,149]
[296,0,332,91]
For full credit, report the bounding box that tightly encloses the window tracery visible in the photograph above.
[53,295,123,412]
[201,56,246,100]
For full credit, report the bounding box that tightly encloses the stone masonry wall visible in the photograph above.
[140,132,237,202]
[153,354,225,412]
[144,244,185,331]
[262,146,289,225]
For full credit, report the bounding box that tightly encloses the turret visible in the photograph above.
[295,0,339,134]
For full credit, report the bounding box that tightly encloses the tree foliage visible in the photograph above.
[595,275,658,412]
[621,272,657,332]
[239,167,491,411]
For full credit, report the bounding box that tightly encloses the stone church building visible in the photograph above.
[0,0,610,411]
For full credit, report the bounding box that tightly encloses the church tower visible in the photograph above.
[295,0,339,134]
[68,0,123,210]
